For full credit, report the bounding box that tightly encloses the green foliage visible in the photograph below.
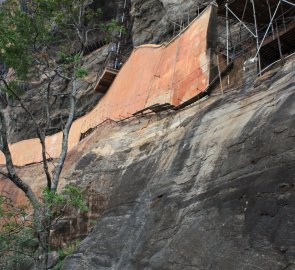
[0,227,36,270]
[0,0,114,267]
[0,228,38,270]
[62,184,88,212]
[52,260,64,270]
[99,19,125,43]
[0,0,55,78]
[52,240,81,270]
[43,183,88,214]
[0,195,29,233]
[58,240,80,259]
[0,184,88,269]
[0,0,120,86]
[0,195,37,270]
[74,67,88,78]
[58,53,83,65]
[90,220,97,226]
[0,80,26,100]
[103,19,126,34]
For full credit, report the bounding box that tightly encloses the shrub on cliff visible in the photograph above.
[0,185,87,269]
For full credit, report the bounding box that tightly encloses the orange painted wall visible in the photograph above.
[0,4,216,166]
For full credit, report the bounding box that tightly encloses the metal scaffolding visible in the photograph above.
[220,0,295,73]
[169,0,294,74]
[94,0,132,93]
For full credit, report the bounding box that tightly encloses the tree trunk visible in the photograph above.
[34,209,50,270]
[35,232,49,270]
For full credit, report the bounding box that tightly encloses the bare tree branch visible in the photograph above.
[0,170,9,179]
[0,77,52,189]
[44,76,55,130]
[0,108,40,210]
[54,69,71,81]
[51,77,78,190]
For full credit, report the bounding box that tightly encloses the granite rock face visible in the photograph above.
[58,59,295,270]
[1,1,294,268]
[130,0,210,45]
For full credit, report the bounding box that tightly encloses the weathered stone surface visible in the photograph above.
[1,57,294,268]
[1,57,294,269]
[1,1,294,269]
[55,59,295,269]
[0,56,295,270]
[47,251,60,269]
[131,0,211,45]
[130,0,251,57]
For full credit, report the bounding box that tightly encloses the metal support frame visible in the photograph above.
[251,0,262,75]
[281,4,287,31]
[216,55,224,95]
[276,20,285,64]
[225,4,257,38]
[267,0,276,39]
[226,2,230,64]
[223,0,294,76]
[254,0,281,59]
[239,0,249,41]
[115,0,129,68]
[282,0,295,7]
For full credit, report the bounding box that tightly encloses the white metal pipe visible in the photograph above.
[282,0,295,7]
[226,2,229,65]
[254,0,281,59]
[226,5,257,38]
[251,0,261,74]
[276,21,285,63]
[280,4,287,31]
[239,0,249,41]
[267,0,276,39]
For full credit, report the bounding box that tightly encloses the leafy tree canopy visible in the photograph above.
[0,0,122,269]
[0,0,122,80]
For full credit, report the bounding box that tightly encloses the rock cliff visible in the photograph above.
[63,56,295,270]
[0,1,294,269]
[1,55,294,270]
[55,58,295,270]
[53,58,294,269]
[131,0,210,45]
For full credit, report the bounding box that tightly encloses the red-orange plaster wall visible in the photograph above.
[0,5,216,166]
